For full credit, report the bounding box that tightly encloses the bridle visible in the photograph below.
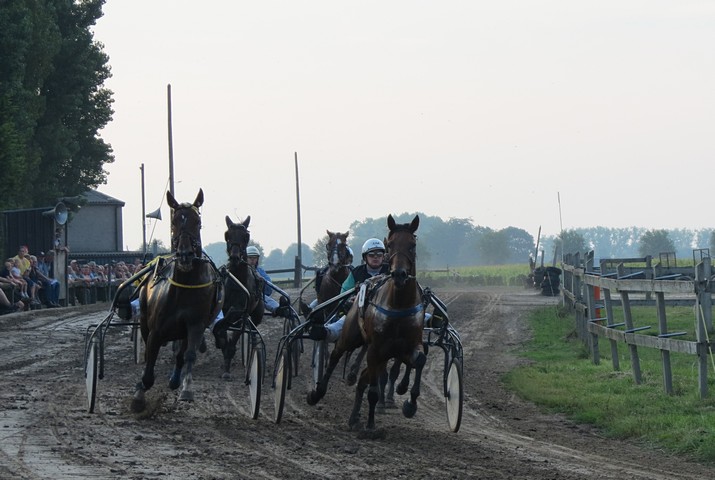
[171,205,202,265]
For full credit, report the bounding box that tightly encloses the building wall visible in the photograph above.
[67,204,124,252]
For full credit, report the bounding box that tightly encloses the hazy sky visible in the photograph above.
[92,1,715,253]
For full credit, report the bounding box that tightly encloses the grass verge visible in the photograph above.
[503,306,715,463]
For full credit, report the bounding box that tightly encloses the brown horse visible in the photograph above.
[219,215,265,379]
[308,214,425,431]
[132,189,223,412]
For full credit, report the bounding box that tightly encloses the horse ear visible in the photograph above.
[410,215,420,233]
[167,190,178,209]
[326,230,332,237]
[225,215,233,228]
[193,189,204,208]
[243,215,251,228]
[387,214,396,230]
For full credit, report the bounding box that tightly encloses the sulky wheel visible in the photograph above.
[132,324,144,364]
[273,349,289,424]
[85,336,99,413]
[445,357,463,432]
[248,346,262,419]
[241,327,251,368]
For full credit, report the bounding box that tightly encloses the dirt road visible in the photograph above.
[0,287,711,479]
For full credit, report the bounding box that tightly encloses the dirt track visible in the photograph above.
[0,286,711,479]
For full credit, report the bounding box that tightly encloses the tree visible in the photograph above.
[558,229,587,257]
[0,0,114,212]
[500,227,535,264]
[476,229,510,265]
[638,229,675,258]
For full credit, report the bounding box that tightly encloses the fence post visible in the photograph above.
[617,264,642,384]
[293,256,301,288]
[655,291,674,394]
[695,258,711,398]
[602,285,620,371]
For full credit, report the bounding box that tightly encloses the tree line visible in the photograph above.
[201,219,715,273]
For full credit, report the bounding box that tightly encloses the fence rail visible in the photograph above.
[561,251,715,398]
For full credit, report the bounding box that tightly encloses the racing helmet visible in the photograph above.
[246,246,260,257]
[361,238,385,256]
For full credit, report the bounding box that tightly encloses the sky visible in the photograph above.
[92,1,715,254]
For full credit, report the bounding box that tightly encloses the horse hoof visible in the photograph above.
[306,391,319,406]
[346,372,357,386]
[348,418,362,431]
[169,378,181,390]
[402,399,417,418]
[396,384,408,395]
[180,390,194,402]
[221,372,232,381]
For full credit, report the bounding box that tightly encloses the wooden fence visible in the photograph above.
[561,251,715,398]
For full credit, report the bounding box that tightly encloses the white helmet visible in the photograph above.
[361,238,385,256]
[246,246,260,257]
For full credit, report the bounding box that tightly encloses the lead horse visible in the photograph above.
[132,189,223,412]
[308,214,425,432]
[219,215,265,380]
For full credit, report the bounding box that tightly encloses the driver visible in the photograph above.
[309,238,389,342]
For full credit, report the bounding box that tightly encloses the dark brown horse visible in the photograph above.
[220,215,265,379]
[132,189,223,412]
[308,214,425,432]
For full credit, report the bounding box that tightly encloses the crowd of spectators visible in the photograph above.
[0,242,147,314]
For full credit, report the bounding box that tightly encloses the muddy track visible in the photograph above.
[0,287,711,479]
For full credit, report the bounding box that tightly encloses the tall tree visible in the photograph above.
[558,229,587,257]
[0,0,113,212]
[638,229,675,258]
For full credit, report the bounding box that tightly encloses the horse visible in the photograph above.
[299,230,351,319]
[219,215,265,380]
[131,189,223,412]
[318,230,351,302]
[308,214,425,432]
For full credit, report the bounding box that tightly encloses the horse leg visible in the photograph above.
[180,325,204,402]
[348,367,369,429]
[402,346,427,419]
[132,330,162,412]
[169,339,186,390]
[376,367,388,412]
[384,360,402,407]
[220,331,240,381]
[306,342,344,405]
[396,363,412,395]
[346,345,366,386]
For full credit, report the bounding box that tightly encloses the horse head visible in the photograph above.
[167,189,204,272]
[325,230,349,270]
[386,214,419,288]
[225,215,251,266]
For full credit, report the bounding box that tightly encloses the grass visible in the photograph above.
[504,305,715,462]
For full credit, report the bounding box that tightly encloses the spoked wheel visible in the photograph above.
[85,336,99,413]
[241,326,251,367]
[248,346,263,419]
[132,324,143,364]
[273,349,289,424]
[311,340,326,390]
[445,357,463,432]
[284,318,300,378]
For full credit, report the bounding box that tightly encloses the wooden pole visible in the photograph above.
[294,152,302,288]
[167,84,175,197]
[141,163,147,256]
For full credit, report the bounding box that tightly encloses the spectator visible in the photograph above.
[28,255,60,308]
[3,258,30,301]
[12,245,40,305]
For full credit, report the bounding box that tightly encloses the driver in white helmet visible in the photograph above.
[245,245,282,314]
[309,238,389,342]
